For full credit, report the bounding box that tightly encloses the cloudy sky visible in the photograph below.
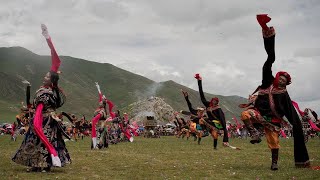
[1,0,319,112]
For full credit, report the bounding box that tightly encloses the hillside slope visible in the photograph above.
[0,47,246,123]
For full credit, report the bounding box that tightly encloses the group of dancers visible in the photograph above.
[11,24,137,172]
[90,82,137,149]
[11,14,316,172]
[174,14,313,171]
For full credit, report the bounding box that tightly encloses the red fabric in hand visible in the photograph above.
[46,38,61,73]
[91,113,101,138]
[33,103,58,156]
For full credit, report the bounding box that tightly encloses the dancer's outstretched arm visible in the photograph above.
[260,23,276,88]
[182,90,197,115]
[22,80,31,107]
[95,82,103,102]
[195,74,210,107]
[106,99,116,119]
[41,24,61,74]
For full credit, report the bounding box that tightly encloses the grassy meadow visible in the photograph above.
[0,135,319,180]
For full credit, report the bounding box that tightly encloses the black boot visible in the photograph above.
[27,167,40,172]
[103,136,108,148]
[42,167,51,173]
[198,137,201,145]
[243,120,261,144]
[271,149,279,170]
[213,139,218,150]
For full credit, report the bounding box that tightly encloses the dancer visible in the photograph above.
[194,74,229,148]
[11,122,17,141]
[176,117,190,139]
[181,90,208,145]
[292,101,320,143]
[61,112,80,141]
[119,112,134,142]
[91,82,107,149]
[12,24,71,172]
[79,115,90,139]
[240,14,310,170]
[292,101,320,132]
[15,81,33,133]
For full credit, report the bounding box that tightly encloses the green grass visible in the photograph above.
[0,100,20,123]
[0,112,17,124]
[0,135,319,179]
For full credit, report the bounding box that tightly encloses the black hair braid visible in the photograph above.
[50,71,66,108]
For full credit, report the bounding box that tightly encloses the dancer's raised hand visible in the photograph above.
[194,73,202,80]
[181,89,188,97]
[22,80,31,85]
[41,24,50,39]
[95,82,101,93]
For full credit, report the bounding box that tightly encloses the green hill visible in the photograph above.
[0,47,246,123]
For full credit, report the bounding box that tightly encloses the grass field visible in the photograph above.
[0,135,319,179]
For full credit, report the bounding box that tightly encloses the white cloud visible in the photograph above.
[0,0,319,112]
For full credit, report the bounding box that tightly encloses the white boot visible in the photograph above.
[92,137,97,149]
[51,154,61,167]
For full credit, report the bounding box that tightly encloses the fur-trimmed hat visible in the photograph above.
[274,71,292,88]
[210,97,219,106]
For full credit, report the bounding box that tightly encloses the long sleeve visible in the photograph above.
[217,108,228,142]
[33,103,58,156]
[98,93,102,103]
[95,83,103,102]
[197,80,210,107]
[181,118,187,125]
[47,38,61,73]
[261,35,275,89]
[282,93,309,164]
[173,121,178,127]
[107,100,115,118]
[311,110,318,120]
[184,96,197,115]
[26,85,31,107]
[41,24,61,73]
[175,117,182,127]
[91,113,101,138]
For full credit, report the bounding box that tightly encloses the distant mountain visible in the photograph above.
[0,47,247,123]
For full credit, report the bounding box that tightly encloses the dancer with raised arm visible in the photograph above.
[240,14,310,170]
[15,81,33,134]
[90,82,108,149]
[181,90,207,145]
[12,24,71,172]
[194,74,229,149]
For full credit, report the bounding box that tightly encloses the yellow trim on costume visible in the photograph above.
[212,120,220,124]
